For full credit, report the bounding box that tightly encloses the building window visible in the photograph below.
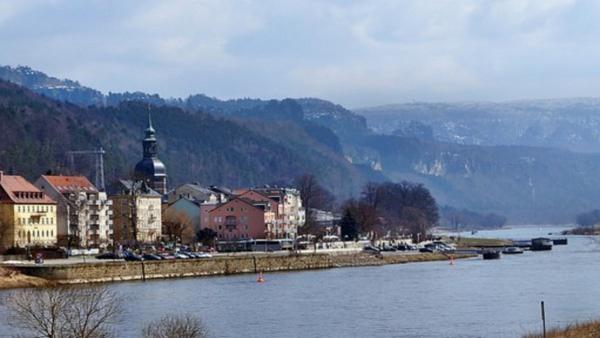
[225,216,237,229]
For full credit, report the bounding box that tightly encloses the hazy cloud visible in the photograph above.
[0,0,598,107]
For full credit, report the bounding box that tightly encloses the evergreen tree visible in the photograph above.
[340,209,359,240]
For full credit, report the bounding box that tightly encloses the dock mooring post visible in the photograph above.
[541,301,546,338]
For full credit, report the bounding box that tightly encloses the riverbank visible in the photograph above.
[562,226,600,235]
[523,319,600,337]
[0,267,51,289]
[1,251,475,287]
[448,237,512,248]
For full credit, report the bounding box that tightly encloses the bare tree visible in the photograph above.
[295,174,334,232]
[3,286,122,338]
[142,314,210,338]
[162,208,195,245]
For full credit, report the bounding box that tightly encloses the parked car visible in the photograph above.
[96,252,121,260]
[123,252,143,261]
[158,253,176,260]
[195,252,213,258]
[362,245,380,253]
[142,254,162,261]
[174,253,190,259]
[178,252,195,258]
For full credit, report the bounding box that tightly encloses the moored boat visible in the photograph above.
[502,247,524,254]
[531,237,553,251]
[552,238,568,245]
[482,249,501,260]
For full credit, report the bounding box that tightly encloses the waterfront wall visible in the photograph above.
[8,252,471,284]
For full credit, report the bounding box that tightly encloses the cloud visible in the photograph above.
[0,0,598,107]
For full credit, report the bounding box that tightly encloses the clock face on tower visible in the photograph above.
[145,142,157,156]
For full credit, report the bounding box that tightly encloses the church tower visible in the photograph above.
[134,112,167,194]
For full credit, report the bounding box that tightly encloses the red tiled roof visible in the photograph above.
[42,175,97,193]
[0,175,56,204]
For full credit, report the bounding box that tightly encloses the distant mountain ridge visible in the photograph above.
[357,100,600,153]
[0,66,367,138]
[5,65,600,223]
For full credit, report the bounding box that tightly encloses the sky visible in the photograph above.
[1,0,599,108]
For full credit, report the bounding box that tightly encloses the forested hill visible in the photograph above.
[0,80,378,197]
[7,65,600,223]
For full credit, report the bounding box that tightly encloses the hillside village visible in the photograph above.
[0,114,336,256]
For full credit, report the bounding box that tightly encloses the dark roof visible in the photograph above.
[134,157,166,177]
[118,180,161,197]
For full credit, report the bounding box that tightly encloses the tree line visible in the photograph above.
[296,174,439,242]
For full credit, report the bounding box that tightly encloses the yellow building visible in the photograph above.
[0,172,57,250]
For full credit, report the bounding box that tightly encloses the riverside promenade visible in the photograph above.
[1,250,475,287]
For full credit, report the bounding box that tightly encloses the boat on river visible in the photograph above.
[531,238,553,251]
[552,238,568,245]
[502,247,524,254]
[482,249,501,260]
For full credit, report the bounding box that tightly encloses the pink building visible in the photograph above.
[204,198,274,241]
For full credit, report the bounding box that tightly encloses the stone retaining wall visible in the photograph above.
[8,252,473,284]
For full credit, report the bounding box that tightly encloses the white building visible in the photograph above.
[35,175,112,248]
[251,187,306,238]
[111,180,162,244]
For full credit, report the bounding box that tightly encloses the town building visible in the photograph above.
[240,187,305,239]
[0,172,57,250]
[203,197,275,241]
[165,184,230,231]
[163,197,201,231]
[134,113,167,195]
[110,180,162,244]
[310,208,341,237]
[35,175,112,248]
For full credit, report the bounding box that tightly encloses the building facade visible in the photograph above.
[111,180,162,244]
[203,198,275,241]
[35,175,112,248]
[243,187,305,239]
[134,113,167,195]
[0,172,57,250]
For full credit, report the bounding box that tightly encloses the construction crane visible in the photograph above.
[66,147,106,191]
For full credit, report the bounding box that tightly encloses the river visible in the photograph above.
[1,225,598,337]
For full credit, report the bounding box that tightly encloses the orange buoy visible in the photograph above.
[257,272,265,283]
[449,255,455,265]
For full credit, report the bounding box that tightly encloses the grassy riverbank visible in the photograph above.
[0,267,51,289]
[563,226,600,235]
[449,237,511,248]
[524,320,600,337]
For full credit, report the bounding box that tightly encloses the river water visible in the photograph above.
[1,225,599,338]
